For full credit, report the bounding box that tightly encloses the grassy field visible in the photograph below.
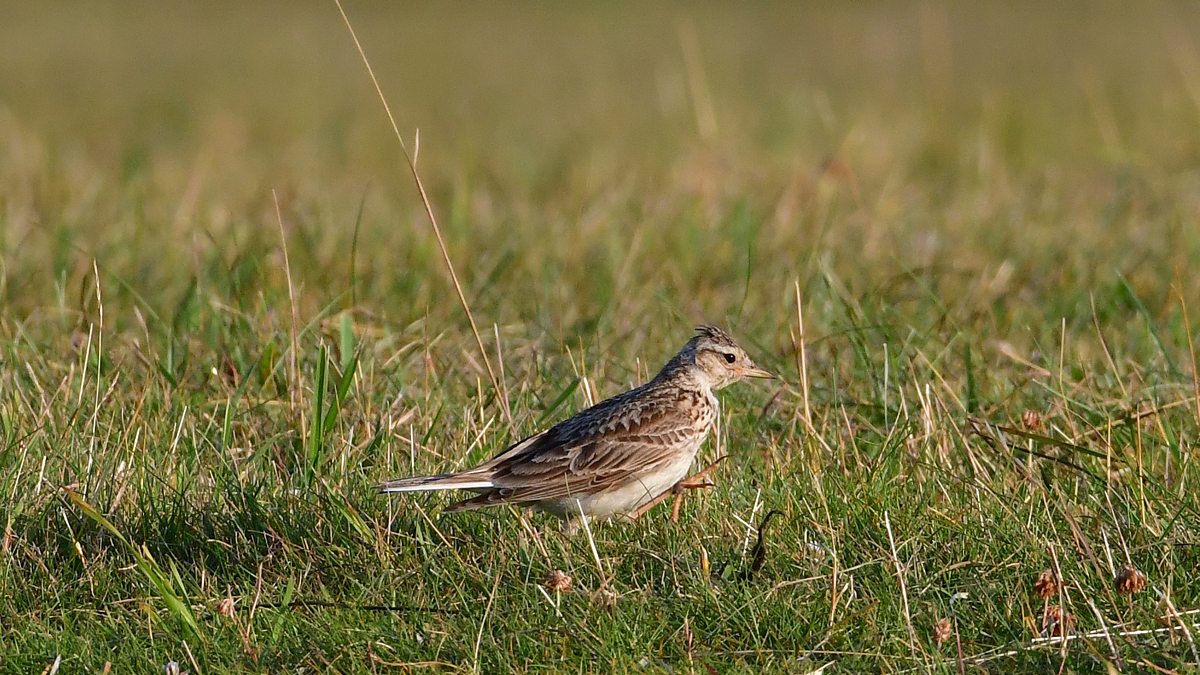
[3,1,1200,672]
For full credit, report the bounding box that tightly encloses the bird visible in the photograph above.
[378,325,773,525]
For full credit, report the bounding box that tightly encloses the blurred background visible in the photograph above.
[2,0,1199,367]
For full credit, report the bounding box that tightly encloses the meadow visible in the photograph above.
[3,1,1200,672]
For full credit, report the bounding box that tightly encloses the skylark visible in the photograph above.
[379,325,772,524]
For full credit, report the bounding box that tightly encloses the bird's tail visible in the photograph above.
[377,471,493,494]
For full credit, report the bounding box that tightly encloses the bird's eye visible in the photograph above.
[723,352,736,364]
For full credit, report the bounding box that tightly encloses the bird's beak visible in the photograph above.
[742,365,775,379]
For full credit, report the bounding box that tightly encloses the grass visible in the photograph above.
[3,1,1200,671]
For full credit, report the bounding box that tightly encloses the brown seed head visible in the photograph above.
[1042,605,1074,637]
[1021,410,1043,431]
[217,596,236,618]
[544,569,572,593]
[1033,569,1059,599]
[933,617,952,647]
[1115,566,1146,594]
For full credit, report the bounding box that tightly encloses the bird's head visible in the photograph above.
[676,325,773,390]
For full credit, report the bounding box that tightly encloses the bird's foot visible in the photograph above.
[627,456,727,522]
[674,455,726,491]
[668,455,727,522]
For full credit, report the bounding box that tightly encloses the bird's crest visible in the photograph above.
[694,324,736,346]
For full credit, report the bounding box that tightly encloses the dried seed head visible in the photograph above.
[1021,410,1043,431]
[1115,566,1146,594]
[933,617,952,647]
[1033,569,1059,599]
[217,596,235,618]
[1042,605,1074,637]
[544,569,572,593]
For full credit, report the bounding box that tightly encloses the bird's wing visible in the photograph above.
[472,385,707,503]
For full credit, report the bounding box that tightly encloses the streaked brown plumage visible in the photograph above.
[379,325,772,523]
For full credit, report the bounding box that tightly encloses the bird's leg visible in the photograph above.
[627,456,727,522]
[669,455,727,522]
[626,490,675,521]
[675,455,726,489]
